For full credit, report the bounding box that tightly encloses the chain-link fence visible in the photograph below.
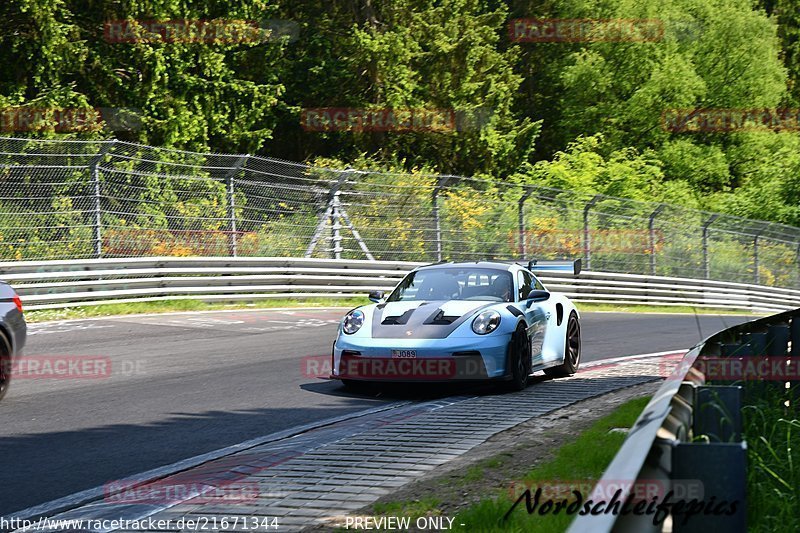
[1,135,799,288]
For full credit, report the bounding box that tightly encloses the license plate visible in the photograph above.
[391,349,417,359]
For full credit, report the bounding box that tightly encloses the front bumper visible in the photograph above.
[331,333,511,382]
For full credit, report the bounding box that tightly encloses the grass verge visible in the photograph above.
[576,302,761,315]
[365,396,650,532]
[23,299,760,323]
[742,384,800,533]
[23,298,370,323]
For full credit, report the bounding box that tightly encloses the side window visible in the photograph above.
[532,274,545,290]
[518,271,533,301]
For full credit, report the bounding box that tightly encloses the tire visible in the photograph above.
[0,331,12,403]
[545,311,581,378]
[341,379,372,394]
[502,323,532,392]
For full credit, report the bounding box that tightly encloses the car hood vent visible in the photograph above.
[424,309,460,325]
[381,308,415,325]
[371,300,493,339]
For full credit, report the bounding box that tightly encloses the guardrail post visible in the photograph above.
[693,385,743,442]
[702,215,718,279]
[649,204,665,276]
[671,441,747,532]
[433,175,452,261]
[225,156,248,257]
[720,337,783,405]
[89,141,115,258]
[583,195,601,270]
[518,188,532,257]
[767,324,790,356]
[791,315,800,358]
[674,384,746,532]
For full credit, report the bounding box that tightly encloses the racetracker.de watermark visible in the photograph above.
[303,355,460,380]
[0,107,142,132]
[104,19,299,44]
[8,355,145,379]
[509,18,664,42]
[662,356,800,381]
[9,356,112,379]
[662,108,800,133]
[508,478,704,503]
[510,229,661,254]
[103,479,261,504]
[300,107,492,132]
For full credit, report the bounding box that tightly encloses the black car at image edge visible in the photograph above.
[0,281,26,402]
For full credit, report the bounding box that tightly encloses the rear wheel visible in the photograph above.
[503,324,531,392]
[545,312,581,378]
[0,331,12,402]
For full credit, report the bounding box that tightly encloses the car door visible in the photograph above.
[517,270,547,367]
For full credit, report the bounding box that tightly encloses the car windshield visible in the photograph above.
[387,268,514,302]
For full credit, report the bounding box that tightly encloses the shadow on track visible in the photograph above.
[301,374,554,401]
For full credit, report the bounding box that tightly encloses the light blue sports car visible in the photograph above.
[331,260,581,392]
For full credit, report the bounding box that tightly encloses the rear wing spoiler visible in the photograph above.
[527,259,582,276]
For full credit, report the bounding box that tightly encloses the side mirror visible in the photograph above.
[526,289,550,306]
[368,290,385,303]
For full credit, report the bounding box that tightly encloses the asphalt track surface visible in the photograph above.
[0,308,755,515]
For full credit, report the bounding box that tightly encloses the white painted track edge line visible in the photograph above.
[581,350,687,369]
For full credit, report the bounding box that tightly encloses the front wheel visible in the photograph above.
[502,324,532,392]
[544,311,581,378]
[0,331,12,402]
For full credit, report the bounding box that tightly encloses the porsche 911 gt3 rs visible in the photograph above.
[331,259,581,392]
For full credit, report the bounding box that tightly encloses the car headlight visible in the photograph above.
[472,310,501,335]
[342,310,365,334]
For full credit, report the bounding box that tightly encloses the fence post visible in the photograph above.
[433,175,452,261]
[753,235,760,285]
[796,241,800,288]
[330,192,342,259]
[89,141,115,259]
[649,204,665,276]
[583,195,601,270]
[702,214,718,279]
[225,155,248,257]
[518,188,532,257]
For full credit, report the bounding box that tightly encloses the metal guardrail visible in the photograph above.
[0,257,797,312]
[569,307,800,532]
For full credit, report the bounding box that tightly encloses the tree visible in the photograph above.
[269,0,539,176]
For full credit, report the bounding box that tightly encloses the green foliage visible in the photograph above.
[523,135,665,201]
[438,396,649,532]
[273,0,539,175]
[512,0,793,219]
[742,384,800,533]
[1,0,286,150]
[719,132,800,225]
[3,0,800,233]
